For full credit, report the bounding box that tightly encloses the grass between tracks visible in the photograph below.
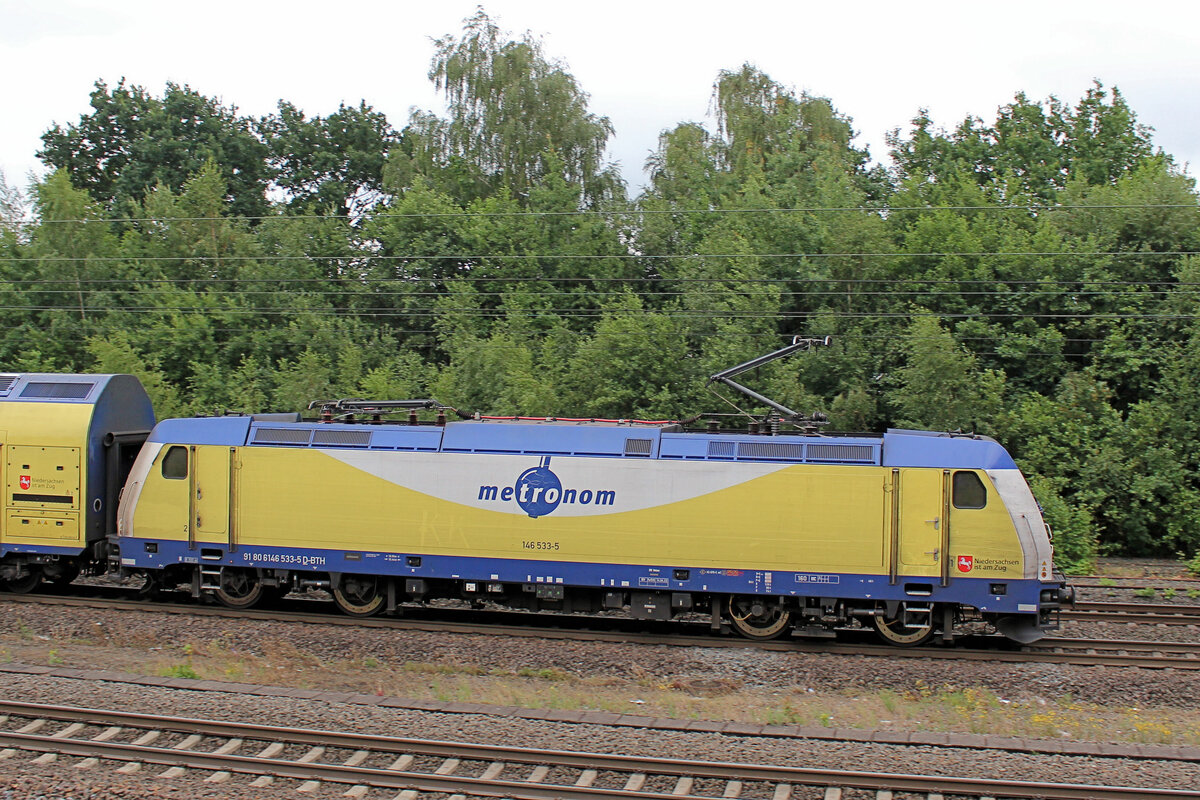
[1,629,1198,747]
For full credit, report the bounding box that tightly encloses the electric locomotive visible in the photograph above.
[0,348,1072,646]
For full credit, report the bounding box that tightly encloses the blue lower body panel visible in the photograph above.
[120,539,1048,616]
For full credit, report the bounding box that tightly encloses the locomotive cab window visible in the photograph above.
[952,471,986,509]
[161,446,188,479]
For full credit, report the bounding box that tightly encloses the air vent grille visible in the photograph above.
[20,382,94,399]
[624,438,653,456]
[313,429,372,446]
[0,374,18,394]
[737,441,807,461]
[253,428,312,445]
[707,441,735,458]
[807,444,876,462]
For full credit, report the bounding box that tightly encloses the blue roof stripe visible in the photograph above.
[147,418,1018,470]
[882,429,1017,470]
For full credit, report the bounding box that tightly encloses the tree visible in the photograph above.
[888,82,1157,203]
[887,315,1006,433]
[0,169,26,233]
[259,100,397,217]
[396,9,623,208]
[39,79,270,218]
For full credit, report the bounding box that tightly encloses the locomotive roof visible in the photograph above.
[147,415,1018,470]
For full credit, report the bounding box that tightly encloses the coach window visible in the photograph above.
[161,446,188,479]
[952,471,987,509]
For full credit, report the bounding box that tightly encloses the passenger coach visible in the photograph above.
[0,373,154,590]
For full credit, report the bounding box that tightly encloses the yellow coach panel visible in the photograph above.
[6,511,79,541]
[1,403,91,549]
[222,449,893,574]
[131,446,1026,578]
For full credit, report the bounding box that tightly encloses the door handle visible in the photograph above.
[925,517,940,530]
[924,547,940,562]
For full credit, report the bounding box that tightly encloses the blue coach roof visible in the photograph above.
[0,373,121,403]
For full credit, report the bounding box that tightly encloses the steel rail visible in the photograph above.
[5,593,1200,669]
[0,702,1196,800]
[1037,637,1200,654]
[1066,601,1200,625]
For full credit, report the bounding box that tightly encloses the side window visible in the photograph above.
[952,471,987,509]
[161,446,188,480]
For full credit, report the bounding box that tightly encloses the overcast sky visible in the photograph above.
[3,0,1198,197]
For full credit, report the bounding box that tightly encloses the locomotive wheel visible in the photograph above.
[213,567,264,609]
[727,595,792,640]
[872,605,937,647]
[333,575,385,617]
[1,566,42,594]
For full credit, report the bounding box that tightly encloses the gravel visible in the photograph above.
[3,598,1200,706]
[2,557,1199,799]
[2,671,1200,799]
[2,595,1200,798]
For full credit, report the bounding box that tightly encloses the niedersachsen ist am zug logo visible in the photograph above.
[477,457,616,518]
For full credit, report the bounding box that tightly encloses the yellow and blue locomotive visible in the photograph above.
[112,407,1067,645]
[0,361,1070,646]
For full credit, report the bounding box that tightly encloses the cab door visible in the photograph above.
[892,468,945,579]
[0,431,6,544]
[193,446,231,546]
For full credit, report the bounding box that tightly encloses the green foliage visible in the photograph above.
[887,315,1005,433]
[13,37,1200,562]
[259,100,397,217]
[399,8,622,208]
[0,169,25,231]
[159,663,200,679]
[1027,474,1097,574]
[888,82,1156,203]
[38,79,270,218]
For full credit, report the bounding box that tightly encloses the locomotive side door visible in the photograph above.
[892,468,944,579]
[193,445,230,546]
[0,431,6,544]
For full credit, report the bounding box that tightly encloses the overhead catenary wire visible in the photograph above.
[6,305,1198,320]
[4,250,1199,264]
[15,202,1200,226]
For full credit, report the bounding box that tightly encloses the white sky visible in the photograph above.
[3,0,1199,198]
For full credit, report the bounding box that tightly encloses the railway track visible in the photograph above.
[1066,601,1200,625]
[1,701,1197,800]
[4,592,1200,670]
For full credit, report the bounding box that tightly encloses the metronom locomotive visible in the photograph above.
[0,341,1071,646]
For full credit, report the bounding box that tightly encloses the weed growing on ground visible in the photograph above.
[160,664,200,679]
[516,667,570,681]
